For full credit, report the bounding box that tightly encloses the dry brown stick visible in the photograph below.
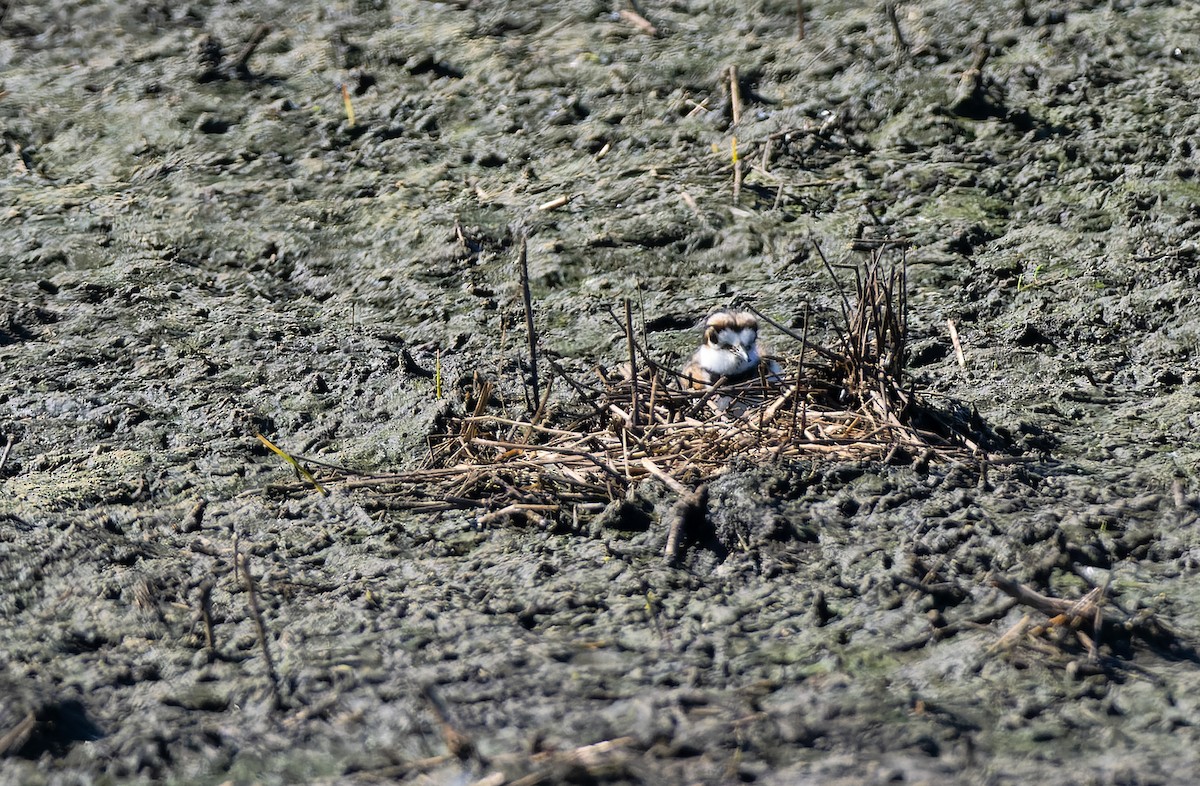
[884,3,908,56]
[685,375,729,419]
[601,303,672,378]
[646,368,659,427]
[796,0,806,39]
[1064,586,1104,622]
[787,374,804,443]
[460,416,579,437]
[530,372,555,427]
[450,379,493,463]
[991,574,1093,621]
[641,457,687,494]
[364,499,469,513]
[728,65,742,126]
[420,682,484,764]
[760,135,774,175]
[476,504,556,528]
[234,23,271,77]
[1086,576,1112,661]
[338,466,485,486]
[947,318,966,368]
[611,416,665,463]
[181,497,207,532]
[0,434,13,473]
[470,438,627,483]
[519,237,541,416]
[0,710,34,757]
[732,144,743,205]
[479,739,636,785]
[540,466,610,495]
[450,467,485,500]
[618,7,658,36]
[797,302,811,380]
[542,356,604,396]
[892,598,1020,652]
[743,301,841,364]
[728,65,743,204]
[624,298,640,427]
[760,384,801,424]
[198,579,217,656]
[234,534,283,708]
[989,612,1034,654]
[953,39,991,111]
[529,736,636,767]
[664,484,707,565]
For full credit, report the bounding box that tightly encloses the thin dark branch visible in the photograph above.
[519,236,541,415]
[198,579,217,656]
[234,534,283,709]
[884,2,909,56]
[624,298,641,427]
[234,24,271,78]
[743,303,840,364]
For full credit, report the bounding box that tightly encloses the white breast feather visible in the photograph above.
[695,330,760,377]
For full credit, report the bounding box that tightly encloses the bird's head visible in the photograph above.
[697,310,761,377]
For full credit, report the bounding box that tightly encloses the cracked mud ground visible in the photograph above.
[3,1,1200,784]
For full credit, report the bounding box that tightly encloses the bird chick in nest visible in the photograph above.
[681,310,781,389]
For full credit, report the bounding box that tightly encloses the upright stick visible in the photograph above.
[624,298,641,427]
[519,236,541,415]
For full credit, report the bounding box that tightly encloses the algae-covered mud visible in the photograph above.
[4,1,1200,783]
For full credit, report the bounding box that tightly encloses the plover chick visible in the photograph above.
[682,310,781,388]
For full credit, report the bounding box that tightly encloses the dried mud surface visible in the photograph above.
[3,1,1200,784]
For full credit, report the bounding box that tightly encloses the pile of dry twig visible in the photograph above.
[278,244,985,524]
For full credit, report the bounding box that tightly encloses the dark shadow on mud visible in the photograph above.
[6,700,105,760]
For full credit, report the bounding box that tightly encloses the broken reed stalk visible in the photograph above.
[798,302,811,380]
[890,256,908,377]
[812,240,857,362]
[0,710,34,757]
[732,137,742,205]
[519,236,541,416]
[647,368,659,427]
[729,65,742,126]
[198,579,217,655]
[234,23,271,77]
[952,38,992,113]
[947,318,966,368]
[817,242,910,401]
[884,2,908,56]
[624,298,641,427]
[233,533,282,708]
[728,66,743,203]
[664,484,707,565]
[531,373,555,427]
[745,301,840,364]
[420,682,483,764]
[341,83,356,128]
[182,497,207,532]
[602,300,673,383]
[618,6,658,37]
[796,0,806,39]
[990,574,1117,664]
